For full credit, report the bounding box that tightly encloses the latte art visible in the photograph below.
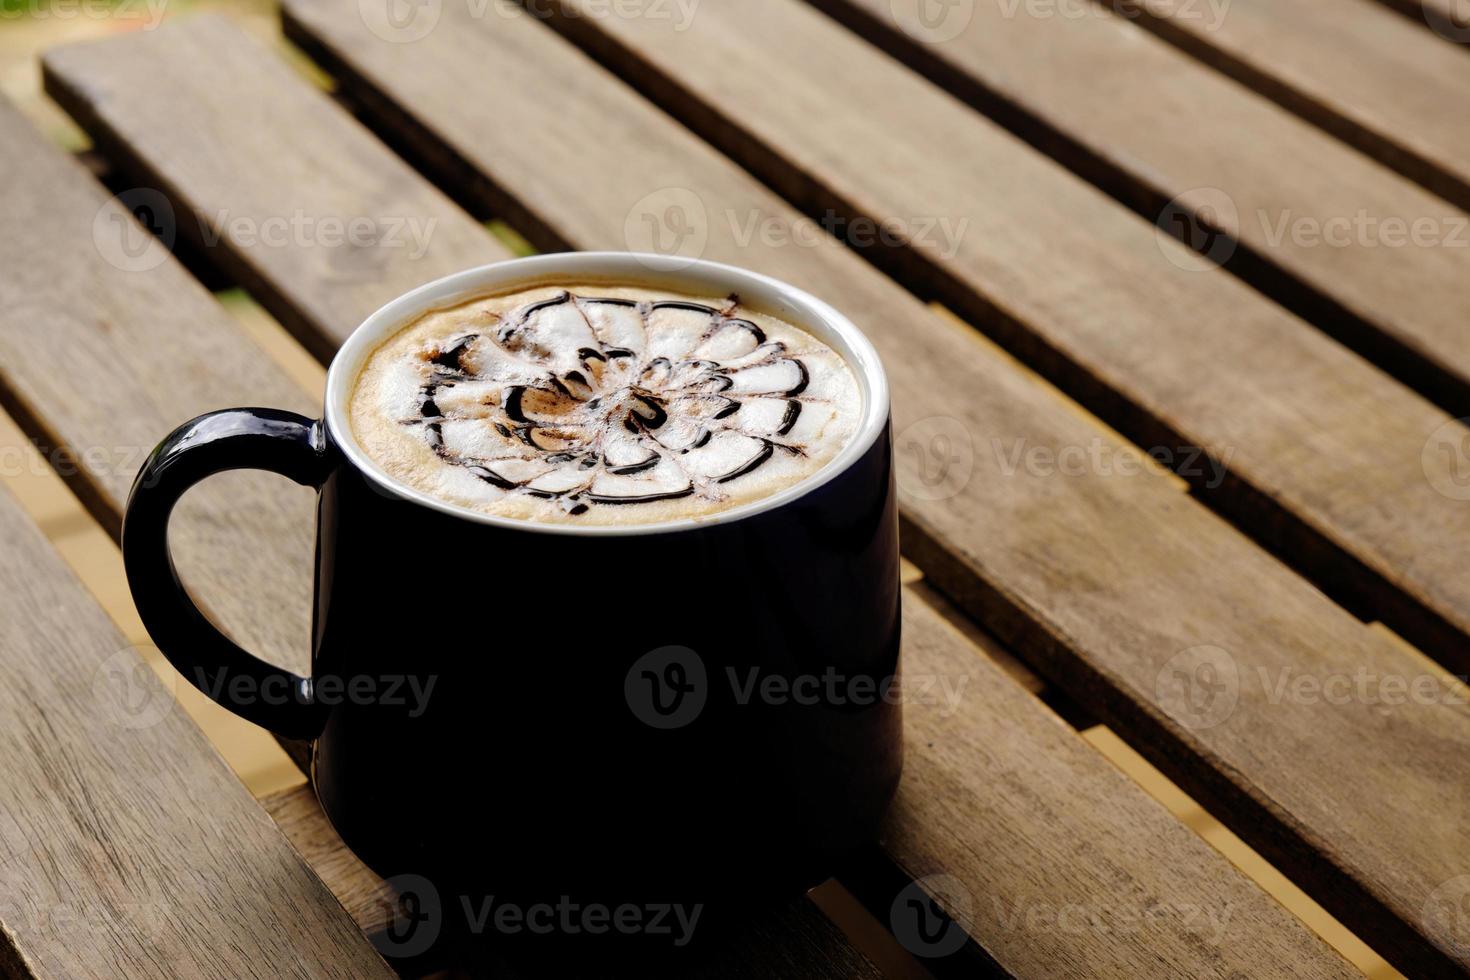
[350,284,862,525]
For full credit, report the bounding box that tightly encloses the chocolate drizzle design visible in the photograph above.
[402,291,826,517]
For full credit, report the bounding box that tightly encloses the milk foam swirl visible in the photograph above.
[350,287,860,524]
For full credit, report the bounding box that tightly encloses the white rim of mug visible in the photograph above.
[324,252,891,537]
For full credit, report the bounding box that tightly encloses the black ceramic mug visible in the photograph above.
[122,253,901,955]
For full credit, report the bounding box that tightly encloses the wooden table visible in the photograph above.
[2,0,1468,975]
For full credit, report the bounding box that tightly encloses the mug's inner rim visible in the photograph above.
[325,254,890,537]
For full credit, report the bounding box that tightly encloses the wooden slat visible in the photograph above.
[0,95,316,675]
[43,19,1366,977]
[42,15,506,363]
[260,786,393,934]
[262,784,883,977]
[823,0,1470,417]
[510,0,1470,682]
[881,590,1355,977]
[0,484,391,978]
[1118,0,1470,216]
[116,5,1468,975]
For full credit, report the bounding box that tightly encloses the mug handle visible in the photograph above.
[122,408,334,739]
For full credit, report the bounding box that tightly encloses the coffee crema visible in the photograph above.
[349,283,862,525]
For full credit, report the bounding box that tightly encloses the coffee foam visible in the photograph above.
[349,283,863,526]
